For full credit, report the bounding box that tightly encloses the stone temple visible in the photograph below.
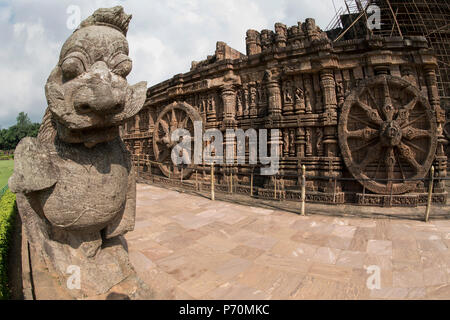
[121,11,447,207]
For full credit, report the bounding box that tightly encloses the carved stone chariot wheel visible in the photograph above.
[338,75,437,195]
[153,102,202,179]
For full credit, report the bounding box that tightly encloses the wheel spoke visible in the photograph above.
[398,142,421,172]
[397,96,418,125]
[159,119,169,134]
[348,115,379,129]
[346,127,379,141]
[382,77,395,121]
[394,148,406,181]
[366,88,385,121]
[170,108,177,129]
[403,140,427,154]
[355,99,383,125]
[358,143,382,169]
[385,147,395,191]
[180,115,189,128]
[401,114,426,129]
[157,148,170,162]
[351,138,379,153]
[402,126,431,140]
[373,147,385,180]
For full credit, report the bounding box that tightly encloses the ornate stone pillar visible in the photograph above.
[274,23,287,48]
[270,129,282,162]
[320,69,340,192]
[425,65,447,188]
[221,85,237,165]
[266,80,282,117]
[296,127,305,158]
[320,69,337,113]
[320,69,339,158]
[221,85,236,124]
[249,85,258,118]
[246,29,261,55]
[206,94,217,122]
[261,29,273,51]
[134,112,140,133]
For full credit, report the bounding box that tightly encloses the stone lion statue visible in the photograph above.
[9,6,151,299]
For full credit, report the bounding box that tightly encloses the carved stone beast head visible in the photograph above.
[44,6,146,148]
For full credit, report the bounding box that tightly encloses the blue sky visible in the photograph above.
[0,0,346,128]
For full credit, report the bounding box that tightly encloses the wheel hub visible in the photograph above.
[380,121,402,147]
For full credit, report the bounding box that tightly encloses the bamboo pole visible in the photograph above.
[425,166,434,222]
[386,0,403,37]
[274,175,277,200]
[389,183,393,207]
[149,162,152,178]
[250,169,254,197]
[230,170,233,194]
[362,185,366,203]
[301,165,306,216]
[195,170,198,190]
[211,163,215,201]
[333,177,337,204]
[137,154,140,179]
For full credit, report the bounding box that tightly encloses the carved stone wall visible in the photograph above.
[122,18,447,206]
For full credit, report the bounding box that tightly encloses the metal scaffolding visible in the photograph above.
[326,0,450,109]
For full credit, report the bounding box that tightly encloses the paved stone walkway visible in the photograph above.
[126,184,450,299]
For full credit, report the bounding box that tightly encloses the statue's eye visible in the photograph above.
[112,59,132,78]
[110,53,132,78]
[61,56,85,80]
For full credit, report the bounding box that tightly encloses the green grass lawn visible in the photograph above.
[0,160,14,189]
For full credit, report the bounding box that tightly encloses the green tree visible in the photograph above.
[0,112,40,151]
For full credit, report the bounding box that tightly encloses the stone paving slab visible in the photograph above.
[126,184,450,300]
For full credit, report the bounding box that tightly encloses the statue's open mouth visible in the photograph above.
[56,122,120,147]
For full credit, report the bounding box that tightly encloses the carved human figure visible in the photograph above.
[257,83,267,105]
[294,87,305,112]
[305,128,312,156]
[284,84,293,104]
[236,91,243,116]
[283,130,290,156]
[305,89,312,113]
[263,69,272,82]
[8,6,150,298]
[243,86,250,114]
[208,94,215,111]
[336,81,345,109]
[250,86,257,106]
[316,128,323,156]
[289,130,295,156]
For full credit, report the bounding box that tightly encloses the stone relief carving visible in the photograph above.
[316,127,323,156]
[294,87,305,114]
[121,16,445,205]
[289,130,296,156]
[305,127,312,156]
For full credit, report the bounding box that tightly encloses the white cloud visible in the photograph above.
[0,0,339,128]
